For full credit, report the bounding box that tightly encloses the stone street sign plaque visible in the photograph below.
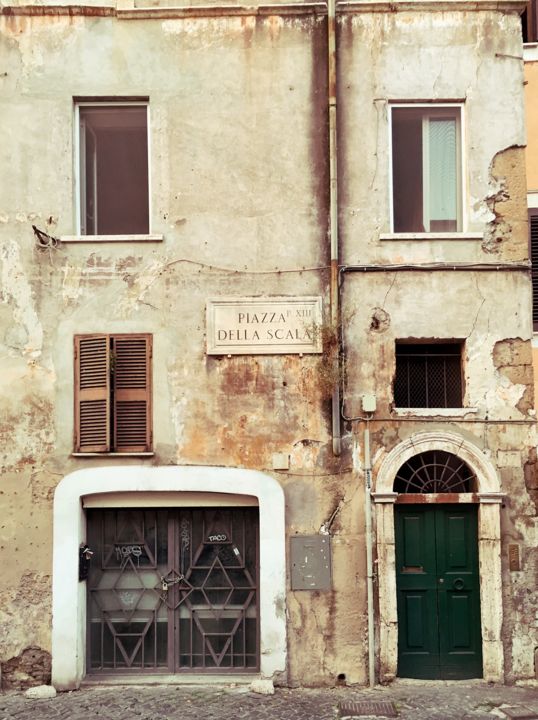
[206,296,323,355]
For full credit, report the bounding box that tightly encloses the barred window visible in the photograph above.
[394,342,463,408]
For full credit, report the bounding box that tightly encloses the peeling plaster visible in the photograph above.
[0,573,52,666]
[2,16,84,78]
[60,262,82,306]
[0,4,536,688]
[170,394,188,463]
[483,146,528,259]
[1,240,42,358]
[492,338,534,415]
[114,259,165,318]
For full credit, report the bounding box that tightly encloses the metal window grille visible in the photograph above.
[394,343,463,408]
[393,450,476,493]
[86,508,259,673]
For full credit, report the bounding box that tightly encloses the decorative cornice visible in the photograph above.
[0,2,325,17]
[1,4,116,15]
[477,492,507,504]
[372,492,398,503]
[1,0,525,18]
[119,2,326,17]
[339,0,526,13]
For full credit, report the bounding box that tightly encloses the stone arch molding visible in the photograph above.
[51,466,287,690]
[375,430,500,495]
[373,431,505,683]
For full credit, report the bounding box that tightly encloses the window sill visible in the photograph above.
[523,44,538,62]
[72,452,155,457]
[379,232,483,241]
[392,407,478,417]
[60,234,164,243]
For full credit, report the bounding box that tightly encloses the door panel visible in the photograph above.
[86,507,259,674]
[395,508,439,678]
[436,508,482,679]
[396,505,482,679]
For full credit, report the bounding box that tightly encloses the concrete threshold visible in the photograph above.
[81,673,258,687]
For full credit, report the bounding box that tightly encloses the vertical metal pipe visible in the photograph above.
[328,0,341,456]
[364,423,375,687]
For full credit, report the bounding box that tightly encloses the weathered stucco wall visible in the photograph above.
[338,8,537,683]
[338,8,528,263]
[525,59,538,192]
[1,9,363,688]
[0,1,536,688]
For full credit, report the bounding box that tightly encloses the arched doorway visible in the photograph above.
[51,466,287,690]
[394,450,482,679]
[373,432,505,683]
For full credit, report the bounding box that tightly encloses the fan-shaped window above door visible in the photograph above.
[393,450,477,493]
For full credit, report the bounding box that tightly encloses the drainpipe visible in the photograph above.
[364,419,375,688]
[327,1,375,683]
[328,0,341,456]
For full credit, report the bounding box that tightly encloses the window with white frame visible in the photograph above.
[390,105,462,233]
[76,102,149,235]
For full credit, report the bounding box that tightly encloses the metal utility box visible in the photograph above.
[290,535,332,590]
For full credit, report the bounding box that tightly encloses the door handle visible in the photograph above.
[452,578,465,590]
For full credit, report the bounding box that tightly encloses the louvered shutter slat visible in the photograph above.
[75,335,110,452]
[530,214,538,327]
[113,335,152,452]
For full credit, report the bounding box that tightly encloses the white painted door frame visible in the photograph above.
[51,466,287,690]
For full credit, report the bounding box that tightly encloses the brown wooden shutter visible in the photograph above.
[112,334,152,452]
[530,213,538,329]
[74,335,110,452]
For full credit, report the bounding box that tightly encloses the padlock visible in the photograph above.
[161,580,168,592]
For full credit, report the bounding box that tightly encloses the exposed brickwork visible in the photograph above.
[1,646,51,690]
[493,338,535,415]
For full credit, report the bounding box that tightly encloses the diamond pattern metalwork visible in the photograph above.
[88,507,259,673]
[154,568,194,609]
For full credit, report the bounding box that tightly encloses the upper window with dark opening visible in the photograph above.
[391,105,462,233]
[394,342,463,408]
[522,0,538,42]
[77,103,149,235]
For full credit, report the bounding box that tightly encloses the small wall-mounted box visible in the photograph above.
[361,394,377,413]
[272,453,290,471]
[290,535,332,590]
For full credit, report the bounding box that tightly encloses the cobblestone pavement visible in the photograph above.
[1,681,537,720]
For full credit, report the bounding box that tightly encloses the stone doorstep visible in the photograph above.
[339,700,398,718]
[501,708,538,720]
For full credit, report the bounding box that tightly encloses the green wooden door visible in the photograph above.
[395,505,482,679]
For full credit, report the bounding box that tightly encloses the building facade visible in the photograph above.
[0,0,537,690]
